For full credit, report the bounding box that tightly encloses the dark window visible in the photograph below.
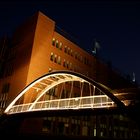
[64,46,67,53]
[5,63,14,77]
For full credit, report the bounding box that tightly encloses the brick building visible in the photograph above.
[0,11,139,139]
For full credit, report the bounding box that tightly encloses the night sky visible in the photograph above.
[0,0,140,84]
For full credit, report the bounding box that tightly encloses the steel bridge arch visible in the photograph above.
[4,70,125,114]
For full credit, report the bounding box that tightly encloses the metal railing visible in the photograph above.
[8,95,114,114]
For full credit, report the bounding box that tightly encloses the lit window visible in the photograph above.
[70,49,73,56]
[54,54,57,63]
[1,83,10,109]
[48,68,52,72]
[100,131,103,137]
[56,40,59,48]
[94,128,96,136]
[66,61,69,68]
[3,101,6,108]
[59,42,62,50]
[63,59,66,67]
[69,62,72,70]
[52,38,55,46]
[50,52,54,61]
[58,56,61,64]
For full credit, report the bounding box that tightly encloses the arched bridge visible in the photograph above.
[4,70,127,115]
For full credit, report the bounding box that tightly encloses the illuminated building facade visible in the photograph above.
[0,11,135,111]
[0,11,139,139]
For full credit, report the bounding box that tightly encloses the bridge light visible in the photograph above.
[81,80,85,83]
[75,98,79,101]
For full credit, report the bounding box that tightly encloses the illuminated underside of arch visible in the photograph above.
[4,70,125,114]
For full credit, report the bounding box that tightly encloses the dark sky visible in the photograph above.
[0,0,140,84]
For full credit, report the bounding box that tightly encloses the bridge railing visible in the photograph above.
[7,95,115,114]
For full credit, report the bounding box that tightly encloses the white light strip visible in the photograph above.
[5,72,125,115]
[5,73,86,113]
[8,101,114,114]
[8,95,114,114]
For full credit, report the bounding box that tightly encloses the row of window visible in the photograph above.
[50,52,72,70]
[0,83,10,109]
[0,93,8,101]
[50,52,86,73]
[50,52,61,64]
[0,100,7,109]
[52,38,91,66]
[42,116,139,138]
[0,94,7,109]
[52,38,62,50]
